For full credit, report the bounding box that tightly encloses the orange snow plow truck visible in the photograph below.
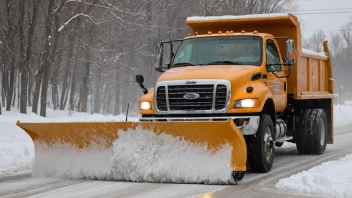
[17,13,334,184]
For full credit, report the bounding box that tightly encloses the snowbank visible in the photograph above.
[31,126,233,184]
[275,102,352,197]
[276,154,352,197]
[0,141,33,175]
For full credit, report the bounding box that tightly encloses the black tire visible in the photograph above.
[275,142,284,147]
[296,109,328,155]
[296,109,312,154]
[248,114,275,173]
[307,109,328,154]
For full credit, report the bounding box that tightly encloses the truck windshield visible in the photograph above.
[172,36,263,67]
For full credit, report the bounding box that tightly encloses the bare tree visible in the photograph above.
[303,30,326,52]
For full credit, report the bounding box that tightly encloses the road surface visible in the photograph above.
[1,124,351,198]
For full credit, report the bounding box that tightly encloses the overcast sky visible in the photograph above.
[296,0,352,39]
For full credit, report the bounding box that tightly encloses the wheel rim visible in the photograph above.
[263,127,273,161]
[320,118,326,146]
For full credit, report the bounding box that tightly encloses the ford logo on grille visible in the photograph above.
[185,81,197,84]
[183,93,200,100]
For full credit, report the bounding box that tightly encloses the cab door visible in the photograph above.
[264,39,287,112]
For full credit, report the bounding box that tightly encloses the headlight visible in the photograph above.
[234,99,259,108]
[140,102,152,110]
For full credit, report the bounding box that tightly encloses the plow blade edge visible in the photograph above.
[16,119,246,183]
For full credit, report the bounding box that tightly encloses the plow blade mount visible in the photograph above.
[16,119,247,184]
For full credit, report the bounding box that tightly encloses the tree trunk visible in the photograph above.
[101,83,110,114]
[4,0,15,112]
[1,54,7,108]
[40,0,63,117]
[20,70,28,112]
[1,83,5,108]
[32,70,43,114]
[16,70,20,109]
[59,40,74,110]
[79,49,90,112]
[19,0,40,113]
[51,69,59,111]
[59,67,70,110]
[68,70,76,112]
[93,68,102,114]
[52,78,58,110]
[113,74,120,116]
[8,68,15,109]
[6,55,15,111]
[104,86,113,114]
[12,71,16,107]
[18,0,27,113]
[69,45,80,112]
[27,76,33,107]
[40,65,50,117]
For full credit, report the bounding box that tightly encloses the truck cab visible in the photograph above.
[138,31,294,130]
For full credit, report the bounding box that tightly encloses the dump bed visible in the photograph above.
[186,13,334,100]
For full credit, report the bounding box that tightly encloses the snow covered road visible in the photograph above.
[2,123,352,198]
[0,177,225,198]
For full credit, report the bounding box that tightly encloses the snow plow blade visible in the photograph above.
[16,119,246,184]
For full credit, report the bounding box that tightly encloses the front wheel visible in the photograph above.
[247,114,275,173]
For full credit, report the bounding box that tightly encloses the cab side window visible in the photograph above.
[266,41,281,72]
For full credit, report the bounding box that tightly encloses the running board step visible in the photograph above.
[276,136,293,143]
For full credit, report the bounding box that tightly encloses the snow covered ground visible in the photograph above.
[276,101,352,197]
[0,108,138,176]
[334,103,352,126]
[276,154,352,197]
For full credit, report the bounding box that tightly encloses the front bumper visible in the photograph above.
[139,116,260,135]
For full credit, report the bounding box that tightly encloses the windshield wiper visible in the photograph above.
[205,61,245,65]
[172,62,196,67]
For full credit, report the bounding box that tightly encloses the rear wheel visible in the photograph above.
[296,109,312,154]
[248,114,275,173]
[296,109,328,155]
[308,109,328,154]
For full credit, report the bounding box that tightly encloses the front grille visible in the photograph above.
[155,83,229,112]
[215,85,227,110]
[156,86,167,111]
[168,84,214,111]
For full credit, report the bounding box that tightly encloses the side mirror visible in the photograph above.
[135,75,144,84]
[286,39,296,65]
[135,74,148,94]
